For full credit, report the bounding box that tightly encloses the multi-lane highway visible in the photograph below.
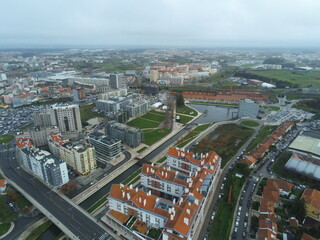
[0,147,116,240]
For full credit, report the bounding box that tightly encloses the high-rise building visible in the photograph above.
[29,126,59,147]
[110,74,124,89]
[88,133,122,161]
[16,138,69,188]
[50,105,82,133]
[48,134,97,176]
[106,121,143,148]
[238,99,259,118]
[32,109,52,127]
[150,70,158,83]
[96,96,132,113]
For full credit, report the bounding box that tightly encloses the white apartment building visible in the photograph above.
[50,104,82,133]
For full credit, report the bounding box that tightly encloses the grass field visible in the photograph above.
[262,105,280,111]
[192,124,254,168]
[209,164,249,240]
[176,114,193,124]
[0,135,14,144]
[247,70,320,88]
[176,105,198,116]
[0,223,11,236]
[175,123,213,148]
[246,126,276,152]
[137,146,147,153]
[127,110,171,145]
[156,156,167,164]
[143,128,170,145]
[80,104,105,126]
[241,120,260,127]
[25,221,52,240]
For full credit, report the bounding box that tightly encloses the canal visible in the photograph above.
[37,104,237,239]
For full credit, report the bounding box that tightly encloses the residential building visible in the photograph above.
[96,96,132,113]
[150,70,159,83]
[16,126,59,147]
[166,147,221,176]
[106,148,221,240]
[98,88,127,100]
[106,121,143,148]
[238,99,259,118]
[16,138,69,188]
[126,100,150,118]
[48,134,97,175]
[33,109,52,127]
[110,74,124,89]
[88,133,122,161]
[301,188,320,222]
[50,104,82,133]
[72,88,86,102]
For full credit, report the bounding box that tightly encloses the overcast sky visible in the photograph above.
[1,0,320,48]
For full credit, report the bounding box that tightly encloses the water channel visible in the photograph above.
[37,104,238,239]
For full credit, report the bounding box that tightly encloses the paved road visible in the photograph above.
[193,121,262,240]
[233,125,302,240]
[0,148,116,240]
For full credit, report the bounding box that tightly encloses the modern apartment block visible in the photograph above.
[88,133,122,161]
[16,137,69,188]
[105,121,143,148]
[107,148,221,240]
[50,104,82,133]
[126,100,150,118]
[48,134,97,175]
[32,109,52,127]
[96,96,132,113]
[110,73,124,89]
[238,99,259,118]
[16,126,59,147]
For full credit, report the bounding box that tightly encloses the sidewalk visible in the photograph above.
[0,222,15,240]
[17,217,48,240]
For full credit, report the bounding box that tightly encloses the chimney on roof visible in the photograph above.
[151,163,154,166]
[136,187,139,192]
[139,197,142,203]
[184,217,189,226]
[186,209,190,214]
[165,172,168,178]
[127,193,130,200]
[122,191,125,198]
[130,184,133,189]
[148,190,151,196]
[147,167,149,173]
[185,188,189,193]
[170,214,174,221]
[144,199,146,206]
[173,198,176,204]
[120,183,124,187]
[156,198,159,203]
[195,198,199,205]
[188,202,191,206]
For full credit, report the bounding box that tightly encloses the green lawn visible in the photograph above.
[175,123,212,148]
[127,110,165,129]
[176,114,193,124]
[263,105,281,111]
[25,221,52,240]
[246,126,276,152]
[137,146,147,153]
[247,70,320,88]
[156,156,167,164]
[192,124,254,168]
[241,120,260,127]
[176,105,198,116]
[0,223,11,236]
[80,104,105,126]
[122,168,142,185]
[0,135,14,144]
[143,128,171,146]
[88,196,108,213]
[209,164,249,240]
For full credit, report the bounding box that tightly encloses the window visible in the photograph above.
[117,203,121,211]
[167,185,171,192]
[175,188,180,194]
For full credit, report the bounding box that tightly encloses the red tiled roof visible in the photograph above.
[0,179,7,188]
[301,188,320,212]
[16,137,33,148]
[266,178,294,193]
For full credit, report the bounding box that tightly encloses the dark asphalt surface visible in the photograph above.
[0,147,115,240]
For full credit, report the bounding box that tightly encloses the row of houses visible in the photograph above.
[106,147,221,240]
[242,122,294,167]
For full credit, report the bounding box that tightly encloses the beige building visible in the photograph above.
[50,105,82,133]
[48,134,97,175]
[150,70,158,83]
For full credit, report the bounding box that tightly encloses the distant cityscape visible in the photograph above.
[0,48,320,240]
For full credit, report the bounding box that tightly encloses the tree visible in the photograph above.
[292,197,306,222]
[176,94,185,108]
